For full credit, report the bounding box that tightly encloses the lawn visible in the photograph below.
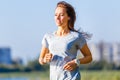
[0,70,120,80]
[81,70,120,80]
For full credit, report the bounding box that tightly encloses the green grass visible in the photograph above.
[81,70,120,80]
[0,71,49,80]
[0,70,120,80]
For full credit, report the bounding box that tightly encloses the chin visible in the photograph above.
[56,24,62,26]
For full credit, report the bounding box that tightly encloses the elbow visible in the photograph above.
[89,55,93,63]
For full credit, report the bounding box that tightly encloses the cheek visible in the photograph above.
[62,18,69,23]
[61,17,67,22]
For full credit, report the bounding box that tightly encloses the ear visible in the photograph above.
[68,17,70,20]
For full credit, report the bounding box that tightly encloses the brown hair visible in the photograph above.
[57,1,76,31]
[56,1,92,40]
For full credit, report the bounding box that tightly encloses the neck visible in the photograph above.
[56,27,70,36]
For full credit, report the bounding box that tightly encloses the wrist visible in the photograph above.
[74,59,80,67]
[39,58,46,64]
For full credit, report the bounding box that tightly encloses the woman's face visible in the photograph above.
[54,7,70,28]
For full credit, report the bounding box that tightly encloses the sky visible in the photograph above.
[0,0,120,64]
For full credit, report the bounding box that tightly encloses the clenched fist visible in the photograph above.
[44,53,53,63]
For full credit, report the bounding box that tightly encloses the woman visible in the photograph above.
[39,1,92,80]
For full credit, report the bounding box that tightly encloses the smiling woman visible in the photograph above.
[39,1,92,80]
[54,6,70,28]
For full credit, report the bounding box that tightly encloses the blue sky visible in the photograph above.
[0,0,120,64]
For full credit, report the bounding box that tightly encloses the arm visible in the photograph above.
[79,43,92,64]
[63,43,92,71]
[39,46,49,65]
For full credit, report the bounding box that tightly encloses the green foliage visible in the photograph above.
[26,59,49,71]
[0,70,120,80]
[79,60,117,70]
[0,57,120,72]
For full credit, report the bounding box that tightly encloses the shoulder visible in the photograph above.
[43,32,55,39]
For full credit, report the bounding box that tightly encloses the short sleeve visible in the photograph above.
[77,34,86,49]
[41,33,49,48]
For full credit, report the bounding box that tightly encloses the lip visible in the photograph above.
[56,20,61,24]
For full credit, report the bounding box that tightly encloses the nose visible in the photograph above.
[56,15,60,20]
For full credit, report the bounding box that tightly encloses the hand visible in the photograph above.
[63,59,78,71]
[44,53,53,63]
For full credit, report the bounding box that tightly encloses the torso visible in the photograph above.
[43,30,85,80]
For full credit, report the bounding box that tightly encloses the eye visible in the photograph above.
[55,14,57,16]
[60,14,64,16]
[54,13,58,16]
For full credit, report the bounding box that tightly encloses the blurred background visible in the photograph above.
[0,0,120,80]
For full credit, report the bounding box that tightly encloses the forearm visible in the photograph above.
[79,44,93,64]
[79,55,92,64]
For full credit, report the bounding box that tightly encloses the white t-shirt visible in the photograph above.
[42,30,86,80]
